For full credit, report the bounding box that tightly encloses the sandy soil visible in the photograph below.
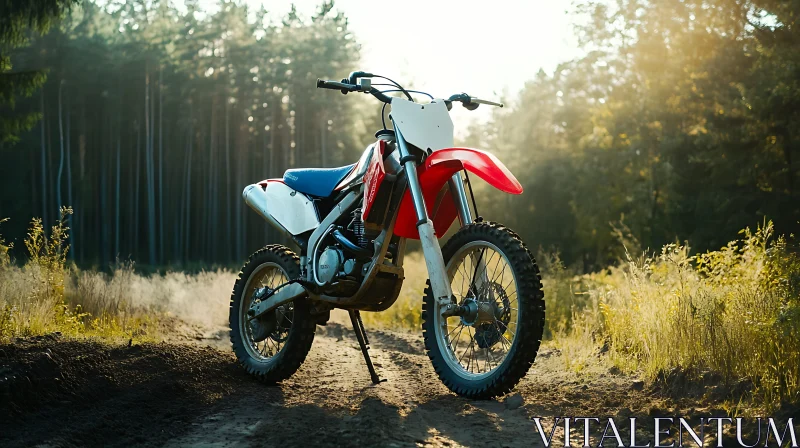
[0,319,759,448]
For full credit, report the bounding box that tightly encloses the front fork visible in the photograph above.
[395,126,483,315]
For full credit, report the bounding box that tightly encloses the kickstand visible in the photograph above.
[348,310,386,385]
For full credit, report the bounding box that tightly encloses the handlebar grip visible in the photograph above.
[317,79,344,90]
[317,79,360,95]
[316,77,392,104]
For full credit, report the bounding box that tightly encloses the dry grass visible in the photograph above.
[4,210,798,410]
[360,251,428,330]
[553,221,800,408]
[0,210,235,343]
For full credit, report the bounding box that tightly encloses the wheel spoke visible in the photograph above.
[437,240,523,380]
[241,264,295,362]
[451,323,467,358]
[446,322,464,339]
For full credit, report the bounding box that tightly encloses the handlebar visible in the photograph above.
[316,72,504,110]
[316,77,393,103]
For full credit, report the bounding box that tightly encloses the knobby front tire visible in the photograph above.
[422,222,545,399]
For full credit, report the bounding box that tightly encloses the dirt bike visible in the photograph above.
[230,71,545,399]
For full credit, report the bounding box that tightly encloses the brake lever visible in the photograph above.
[445,93,480,110]
[470,98,504,108]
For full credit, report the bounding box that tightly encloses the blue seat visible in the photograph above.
[283,164,356,197]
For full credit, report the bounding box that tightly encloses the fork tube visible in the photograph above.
[394,124,453,307]
[448,174,473,226]
[449,173,487,288]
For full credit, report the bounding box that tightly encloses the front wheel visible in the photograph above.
[422,222,545,399]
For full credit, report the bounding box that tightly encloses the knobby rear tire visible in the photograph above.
[421,222,545,399]
[229,244,316,383]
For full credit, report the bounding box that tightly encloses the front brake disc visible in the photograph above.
[474,282,511,349]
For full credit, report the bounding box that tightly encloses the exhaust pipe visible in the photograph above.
[243,184,292,238]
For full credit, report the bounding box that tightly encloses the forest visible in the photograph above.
[1,0,379,268]
[467,0,800,270]
[1,0,799,272]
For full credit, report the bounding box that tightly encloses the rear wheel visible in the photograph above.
[422,222,545,399]
[229,245,316,383]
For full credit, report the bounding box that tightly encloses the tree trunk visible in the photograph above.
[185,124,193,262]
[158,65,165,264]
[115,130,121,258]
[268,107,277,242]
[208,97,216,261]
[65,93,73,260]
[56,80,65,216]
[181,102,194,262]
[100,113,109,267]
[234,125,242,260]
[145,66,157,266]
[225,95,232,263]
[78,103,86,261]
[40,92,48,229]
[321,115,327,167]
[134,125,141,260]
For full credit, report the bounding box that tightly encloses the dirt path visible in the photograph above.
[164,325,542,448]
[1,323,728,448]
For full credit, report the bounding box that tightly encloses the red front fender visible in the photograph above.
[393,148,523,239]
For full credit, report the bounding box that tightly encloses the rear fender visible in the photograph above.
[394,148,523,239]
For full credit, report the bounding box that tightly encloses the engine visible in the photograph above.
[316,247,361,284]
[312,208,373,295]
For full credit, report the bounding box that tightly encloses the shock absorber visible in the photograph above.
[352,208,368,248]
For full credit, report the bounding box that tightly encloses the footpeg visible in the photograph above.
[348,310,386,384]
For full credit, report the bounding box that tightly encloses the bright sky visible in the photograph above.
[198,0,580,128]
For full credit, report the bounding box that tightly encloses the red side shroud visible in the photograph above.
[394,147,523,239]
[362,140,387,221]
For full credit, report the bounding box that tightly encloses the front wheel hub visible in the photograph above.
[458,299,480,326]
[473,282,512,349]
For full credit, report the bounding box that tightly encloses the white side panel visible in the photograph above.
[390,98,454,151]
[265,181,320,235]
